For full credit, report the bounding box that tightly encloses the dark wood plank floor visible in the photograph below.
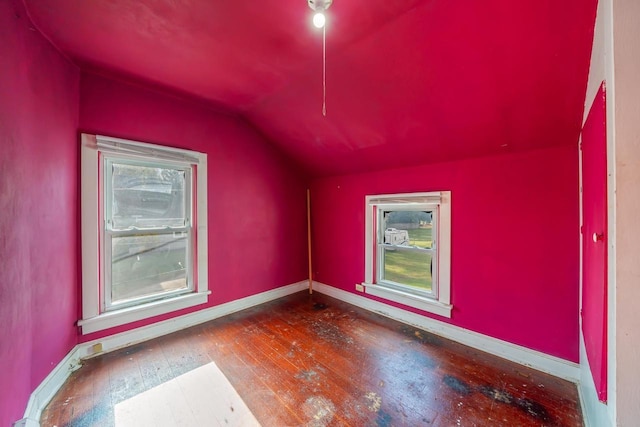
[42,292,583,426]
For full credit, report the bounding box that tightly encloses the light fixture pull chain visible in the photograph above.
[322,23,327,117]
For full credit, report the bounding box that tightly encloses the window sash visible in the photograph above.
[103,228,194,311]
[104,156,192,231]
[375,205,439,299]
[377,246,437,297]
[101,155,195,312]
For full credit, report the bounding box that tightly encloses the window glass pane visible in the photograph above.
[111,163,186,229]
[111,233,188,304]
[382,210,433,249]
[382,248,433,292]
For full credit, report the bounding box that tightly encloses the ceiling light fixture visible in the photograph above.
[308,0,332,116]
[313,12,326,28]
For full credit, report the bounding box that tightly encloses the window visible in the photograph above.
[79,134,209,334]
[363,192,452,317]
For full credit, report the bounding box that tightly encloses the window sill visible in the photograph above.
[78,291,211,335]
[362,283,452,318]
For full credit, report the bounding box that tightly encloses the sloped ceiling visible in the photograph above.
[24,0,597,176]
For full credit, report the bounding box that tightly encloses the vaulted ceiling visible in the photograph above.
[24,0,597,176]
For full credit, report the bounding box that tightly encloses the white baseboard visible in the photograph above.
[312,281,581,382]
[577,333,612,427]
[14,347,83,427]
[15,280,308,426]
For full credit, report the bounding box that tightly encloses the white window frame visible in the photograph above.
[363,192,452,318]
[79,134,209,334]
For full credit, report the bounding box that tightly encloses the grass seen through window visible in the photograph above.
[383,227,433,291]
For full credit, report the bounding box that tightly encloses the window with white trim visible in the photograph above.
[79,134,209,334]
[363,192,452,317]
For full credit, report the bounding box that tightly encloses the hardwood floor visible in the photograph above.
[42,292,583,426]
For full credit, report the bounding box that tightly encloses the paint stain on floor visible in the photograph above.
[443,375,472,395]
[302,395,335,427]
[478,385,514,403]
[515,397,552,422]
[311,321,354,346]
[364,391,382,412]
[296,370,319,382]
[445,380,555,424]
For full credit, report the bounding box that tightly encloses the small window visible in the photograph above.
[363,192,452,317]
[79,134,209,334]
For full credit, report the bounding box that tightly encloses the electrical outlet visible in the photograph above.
[355,283,364,292]
[91,343,103,354]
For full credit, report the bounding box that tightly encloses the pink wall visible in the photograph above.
[79,72,308,341]
[0,1,80,424]
[310,145,580,362]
